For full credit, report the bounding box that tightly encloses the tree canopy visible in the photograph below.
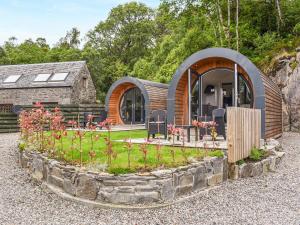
[1,0,300,102]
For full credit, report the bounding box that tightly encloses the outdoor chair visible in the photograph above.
[92,110,107,128]
[83,112,93,128]
[212,108,226,139]
[12,105,23,115]
[147,110,167,140]
[84,110,108,129]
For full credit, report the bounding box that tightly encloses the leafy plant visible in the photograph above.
[139,140,150,170]
[99,118,117,166]
[208,150,224,158]
[236,159,245,165]
[249,147,264,161]
[18,142,26,152]
[123,138,133,169]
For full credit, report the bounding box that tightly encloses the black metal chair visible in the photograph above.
[93,110,107,128]
[12,105,23,115]
[212,108,226,139]
[147,110,167,140]
[83,112,93,128]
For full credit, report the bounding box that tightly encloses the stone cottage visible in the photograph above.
[0,61,96,108]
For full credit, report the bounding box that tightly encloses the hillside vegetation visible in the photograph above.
[0,0,299,101]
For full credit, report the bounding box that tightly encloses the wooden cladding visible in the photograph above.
[261,73,283,139]
[173,57,283,139]
[106,78,168,125]
[227,107,261,163]
[108,83,135,124]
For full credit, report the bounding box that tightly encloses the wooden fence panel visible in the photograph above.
[227,107,261,163]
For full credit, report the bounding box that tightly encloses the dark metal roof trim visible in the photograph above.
[166,47,266,137]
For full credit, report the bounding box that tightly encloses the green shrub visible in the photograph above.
[208,150,224,158]
[108,167,136,175]
[290,61,298,70]
[249,147,263,161]
[237,159,245,165]
[293,23,300,36]
[18,142,26,152]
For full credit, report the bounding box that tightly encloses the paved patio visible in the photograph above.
[68,124,146,132]
[116,137,228,149]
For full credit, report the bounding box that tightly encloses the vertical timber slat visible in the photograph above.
[227,107,261,163]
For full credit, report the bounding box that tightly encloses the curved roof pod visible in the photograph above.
[167,47,282,139]
[105,76,169,125]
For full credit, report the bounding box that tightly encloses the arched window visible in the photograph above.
[119,87,145,124]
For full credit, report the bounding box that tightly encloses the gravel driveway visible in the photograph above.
[0,132,299,225]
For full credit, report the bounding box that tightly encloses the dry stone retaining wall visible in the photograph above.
[19,150,227,205]
[18,145,284,206]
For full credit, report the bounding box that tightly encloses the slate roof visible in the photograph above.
[0,61,86,89]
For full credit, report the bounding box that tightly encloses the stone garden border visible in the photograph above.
[18,140,285,208]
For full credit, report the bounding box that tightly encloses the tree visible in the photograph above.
[84,2,156,100]
[235,0,239,51]
[57,27,81,49]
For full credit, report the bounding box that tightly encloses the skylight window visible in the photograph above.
[49,72,69,82]
[3,75,21,83]
[34,73,52,82]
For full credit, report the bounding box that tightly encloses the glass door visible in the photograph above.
[134,89,145,123]
[120,87,145,124]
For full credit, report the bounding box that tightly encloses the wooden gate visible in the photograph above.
[227,107,261,163]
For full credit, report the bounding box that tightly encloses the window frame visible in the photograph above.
[33,73,52,82]
[48,72,69,82]
[3,74,22,83]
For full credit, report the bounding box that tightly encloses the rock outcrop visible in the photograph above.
[268,47,300,131]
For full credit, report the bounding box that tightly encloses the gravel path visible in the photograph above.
[0,133,299,225]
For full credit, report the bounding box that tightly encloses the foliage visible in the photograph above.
[19,103,223,174]
[236,159,245,165]
[1,1,299,102]
[108,167,136,175]
[139,140,150,170]
[249,147,264,161]
[19,104,225,173]
[18,142,26,152]
[123,138,134,169]
[208,150,224,158]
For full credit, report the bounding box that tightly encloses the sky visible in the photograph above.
[0,0,160,46]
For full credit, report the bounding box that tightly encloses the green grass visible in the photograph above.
[37,129,224,174]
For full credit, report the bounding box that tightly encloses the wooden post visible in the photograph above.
[234,63,238,107]
[188,68,191,125]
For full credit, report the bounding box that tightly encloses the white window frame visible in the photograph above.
[3,74,22,83]
[49,72,69,82]
[33,73,52,82]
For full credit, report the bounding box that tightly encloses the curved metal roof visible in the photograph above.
[167,47,266,136]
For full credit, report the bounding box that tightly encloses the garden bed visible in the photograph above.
[19,149,228,205]
[17,104,285,206]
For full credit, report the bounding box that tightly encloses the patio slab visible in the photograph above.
[68,124,146,132]
[116,137,228,149]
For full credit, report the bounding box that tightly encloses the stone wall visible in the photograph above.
[18,141,284,206]
[0,87,73,105]
[269,47,300,131]
[19,150,228,205]
[0,66,96,106]
[71,65,97,104]
[229,150,284,180]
